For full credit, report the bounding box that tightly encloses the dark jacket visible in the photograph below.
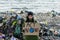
[26,16,35,23]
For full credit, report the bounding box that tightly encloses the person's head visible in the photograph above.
[26,12,34,22]
[28,15,33,20]
[28,12,33,20]
[17,19,22,24]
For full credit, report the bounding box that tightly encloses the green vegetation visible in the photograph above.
[25,35,38,40]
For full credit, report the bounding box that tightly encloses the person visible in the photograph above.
[23,11,40,35]
[3,16,17,40]
[0,17,4,34]
[6,16,17,27]
[26,12,36,23]
[0,32,5,40]
[13,19,23,40]
[0,17,9,40]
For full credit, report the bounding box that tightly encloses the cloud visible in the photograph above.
[0,0,60,13]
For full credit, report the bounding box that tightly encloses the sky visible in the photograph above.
[0,0,60,13]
